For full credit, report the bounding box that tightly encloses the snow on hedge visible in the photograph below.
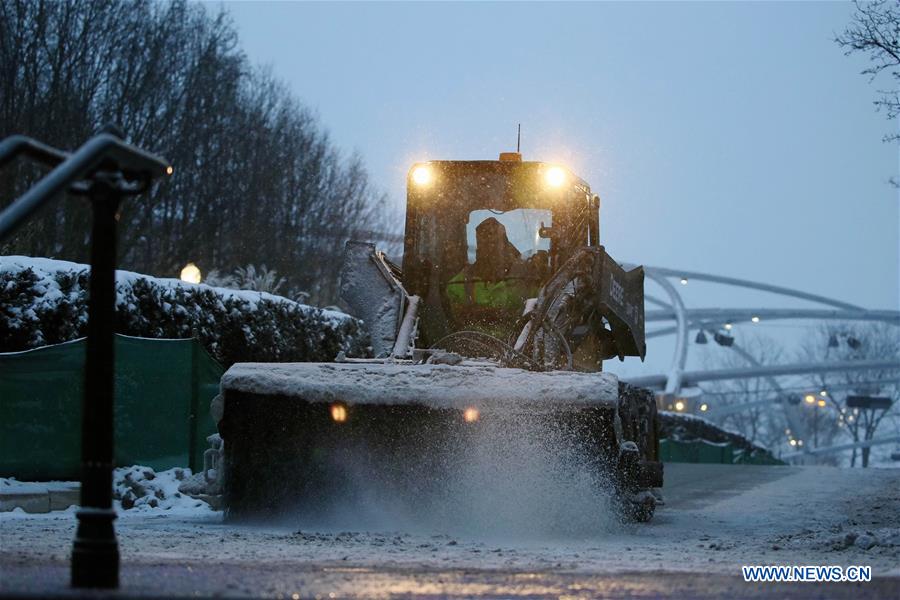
[0,256,368,366]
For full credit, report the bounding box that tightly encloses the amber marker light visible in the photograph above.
[331,404,348,423]
[463,407,479,423]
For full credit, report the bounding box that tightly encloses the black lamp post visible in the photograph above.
[70,175,124,588]
[0,129,170,589]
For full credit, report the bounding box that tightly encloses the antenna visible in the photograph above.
[516,124,521,153]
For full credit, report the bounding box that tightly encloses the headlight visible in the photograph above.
[544,166,566,188]
[412,165,432,186]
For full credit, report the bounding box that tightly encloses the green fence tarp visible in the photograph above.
[0,334,222,480]
[660,439,733,463]
[660,438,785,465]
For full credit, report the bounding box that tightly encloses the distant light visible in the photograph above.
[819,390,827,397]
[545,166,566,187]
[785,428,791,435]
[723,323,733,331]
[674,400,685,411]
[817,399,827,408]
[680,277,688,285]
[804,394,816,405]
[699,403,708,412]
[797,440,804,447]
[463,407,480,423]
[165,165,174,176]
[751,316,760,323]
[789,439,797,446]
[848,415,855,422]
[412,165,432,185]
[180,262,201,284]
[330,404,347,423]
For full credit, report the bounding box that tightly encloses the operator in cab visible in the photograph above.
[446,217,540,335]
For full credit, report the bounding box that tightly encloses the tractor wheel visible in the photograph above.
[621,490,656,523]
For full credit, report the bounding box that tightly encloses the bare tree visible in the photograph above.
[836,0,900,186]
[801,322,900,467]
[0,0,395,305]
[700,335,791,453]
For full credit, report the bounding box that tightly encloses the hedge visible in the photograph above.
[0,256,368,367]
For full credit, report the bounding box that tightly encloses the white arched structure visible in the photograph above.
[623,265,900,397]
[621,265,900,456]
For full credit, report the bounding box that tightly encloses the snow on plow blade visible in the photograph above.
[218,362,646,528]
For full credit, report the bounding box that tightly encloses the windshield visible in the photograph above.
[466,208,552,263]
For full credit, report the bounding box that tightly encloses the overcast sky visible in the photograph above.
[218,1,898,377]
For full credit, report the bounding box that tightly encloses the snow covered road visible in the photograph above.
[1,463,898,598]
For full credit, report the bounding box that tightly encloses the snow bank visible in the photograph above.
[221,362,620,410]
[1,466,217,517]
[0,255,368,366]
[113,466,216,516]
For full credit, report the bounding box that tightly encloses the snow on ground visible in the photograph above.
[0,478,76,495]
[2,464,898,581]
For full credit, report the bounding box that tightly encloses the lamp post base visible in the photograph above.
[71,508,119,589]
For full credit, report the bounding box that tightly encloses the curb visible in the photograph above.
[0,482,80,513]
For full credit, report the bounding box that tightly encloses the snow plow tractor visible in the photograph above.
[217,152,663,525]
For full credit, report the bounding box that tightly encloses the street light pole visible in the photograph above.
[0,129,171,590]
[70,176,122,589]
[814,407,818,448]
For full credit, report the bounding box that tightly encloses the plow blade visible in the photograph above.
[217,362,655,528]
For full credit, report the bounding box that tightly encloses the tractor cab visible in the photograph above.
[402,153,603,348]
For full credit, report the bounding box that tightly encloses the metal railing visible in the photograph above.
[625,359,900,390]
[0,128,170,589]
